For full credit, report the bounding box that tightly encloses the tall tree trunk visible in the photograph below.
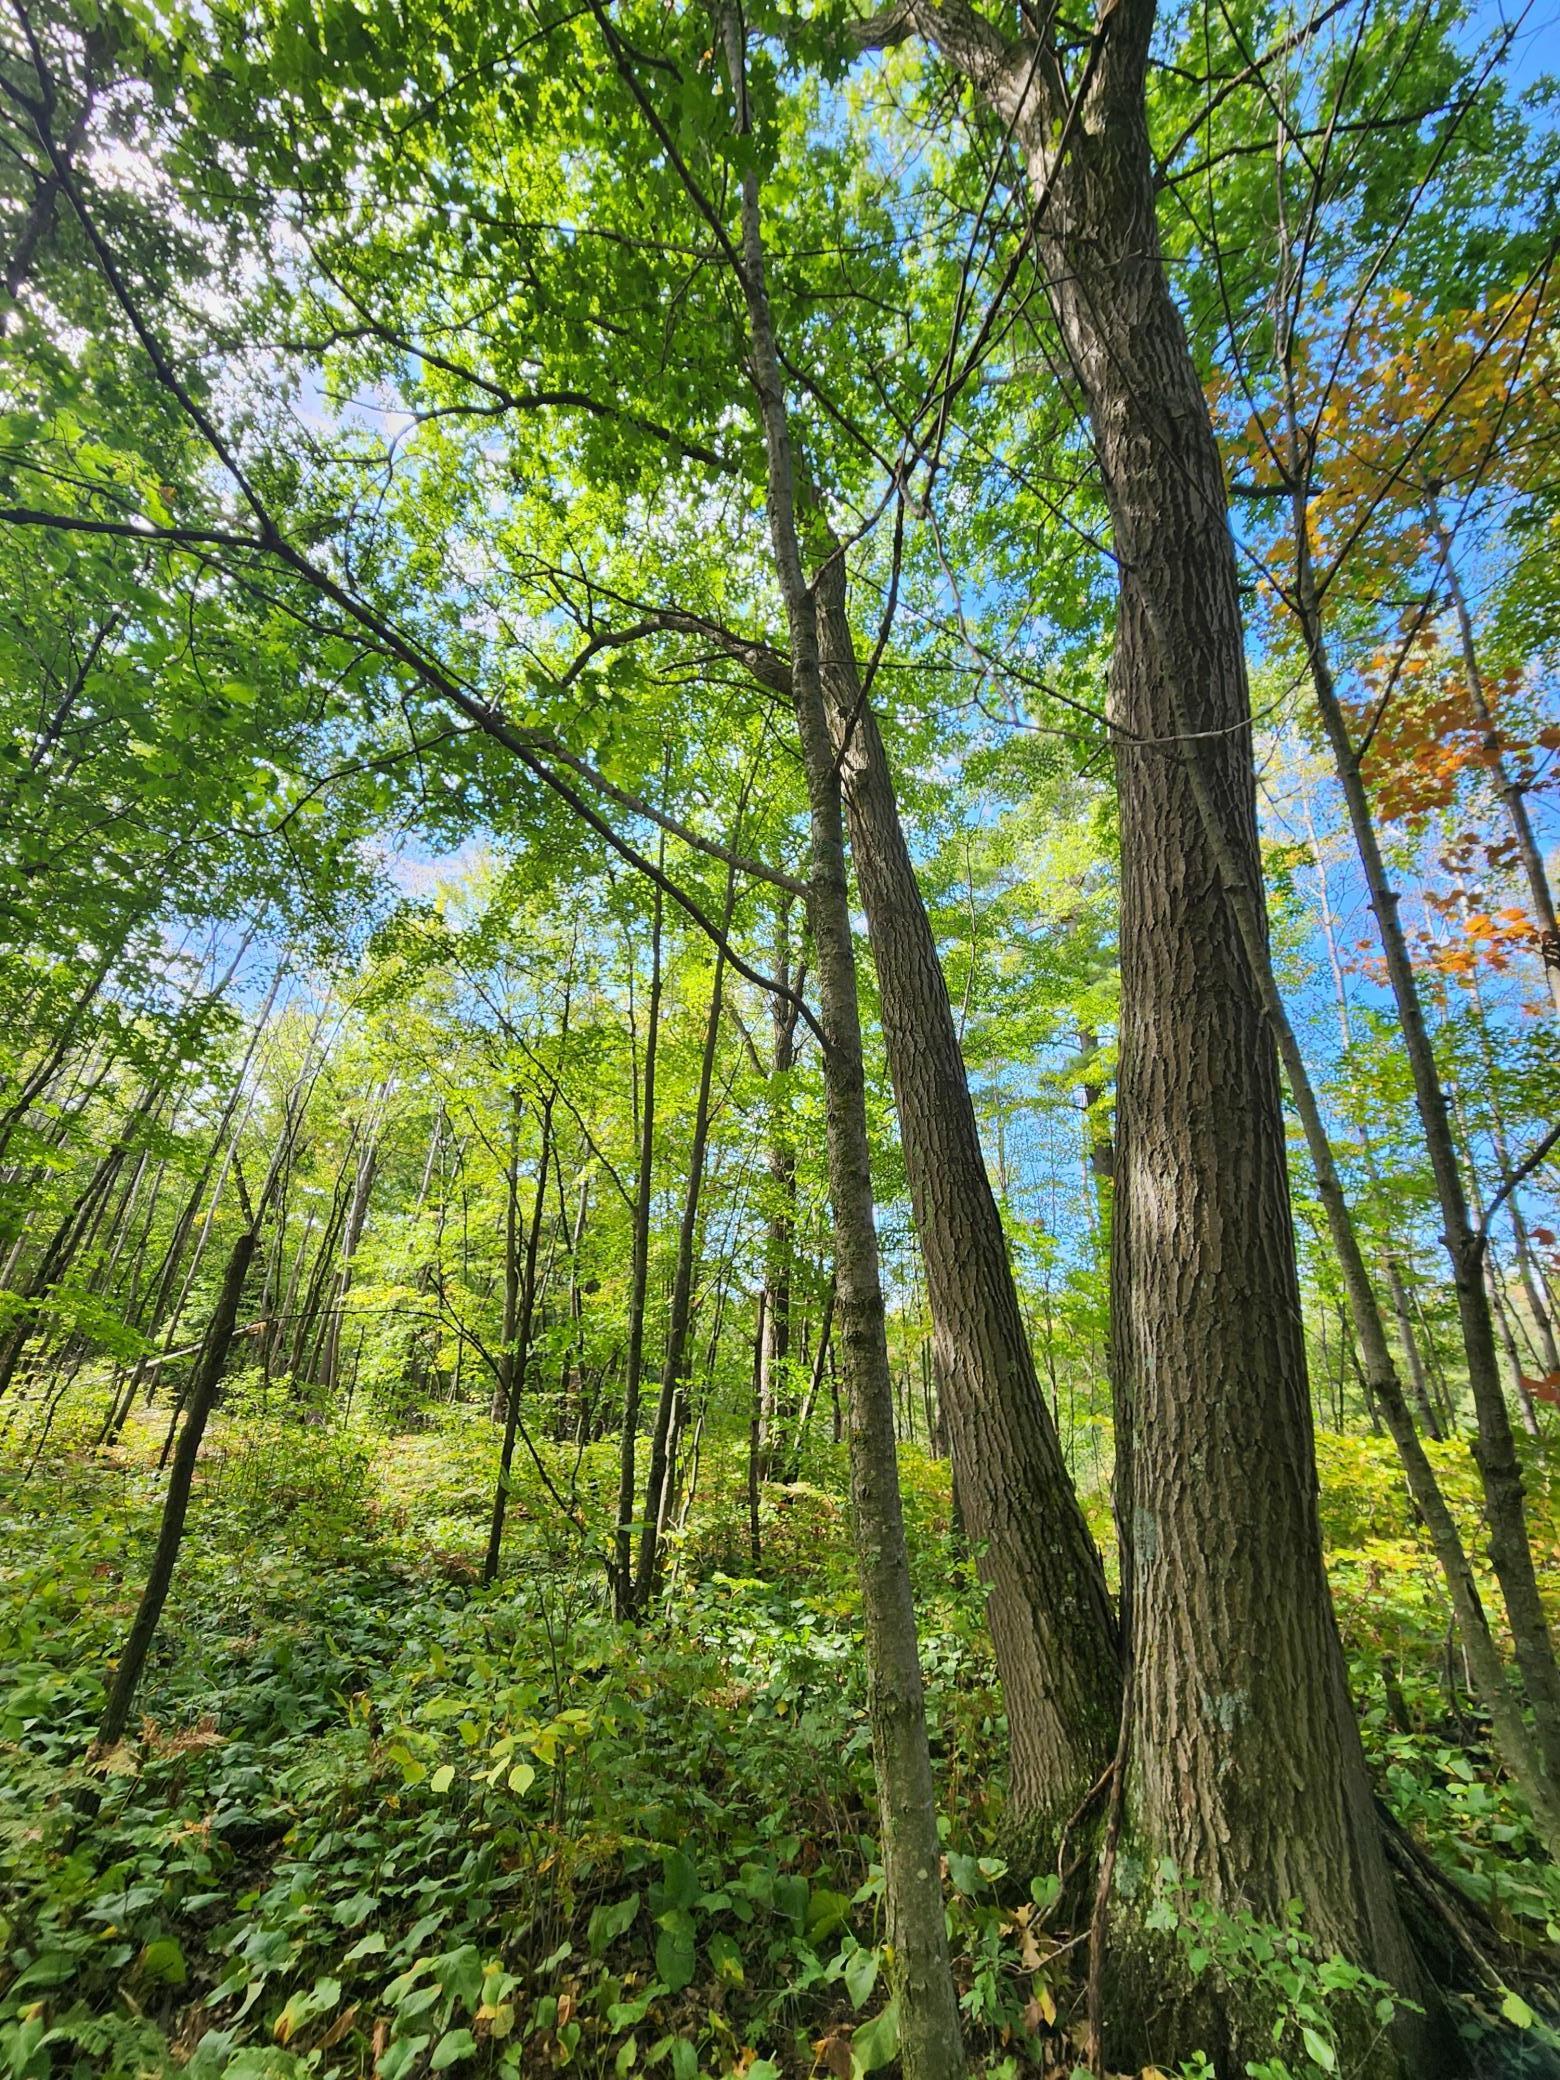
[711,17,964,2066]
[757,895,799,1476]
[1169,638,1560,1855]
[321,1090,387,1397]
[814,561,1121,1844]
[865,0,1440,2050]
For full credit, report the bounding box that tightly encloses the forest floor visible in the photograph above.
[0,1387,1556,2079]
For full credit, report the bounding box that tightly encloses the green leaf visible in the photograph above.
[1500,1991,1535,2030]
[507,1761,536,1796]
[430,1763,456,1793]
[773,1873,808,1931]
[656,1848,699,1910]
[376,2034,431,2079]
[946,1850,984,1895]
[707,1929,744,1985]
[139,1936,187,1985]
[655,1907,697,1993]
[588,1892,642,1956]
[1300,2025,1337,2072]
[851,2000,900,2077]
[843,1943,879,2012]
[430,2028,479,2069]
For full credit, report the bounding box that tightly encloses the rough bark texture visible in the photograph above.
[861,0,1440,2056]
[815,561,1121,1842]
[1168,636,1560,1856]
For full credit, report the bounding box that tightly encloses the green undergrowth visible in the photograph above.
[0,1393,1556,2078]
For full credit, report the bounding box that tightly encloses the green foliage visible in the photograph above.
[1,1398,1556,2075]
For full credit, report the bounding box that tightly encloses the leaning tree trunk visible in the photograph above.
[815,561,1121,1847]
[1293,514,1560,1792]
[96,1225,258,1750]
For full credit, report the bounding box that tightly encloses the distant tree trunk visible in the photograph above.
[757,895,799,1474]
[294,1132,358,1384]
[1465,960,1560,1383]
[633,858,736,1610]
[748,1287,766,1570]
[555,1168,590,1440]
[614,873,663,1618]
[1385,1258,1443,1441]
[786,1276,835,1479]
[1295,523,1560,1788]
[484,1088,556,1585]
[321,1090,388,1397]
[0,941,119,1164]
[0,1128,139,1399]
[1431,504,1560,1018]
[95,1225,258,1750]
